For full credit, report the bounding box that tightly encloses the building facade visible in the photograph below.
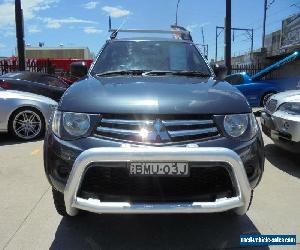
[24,47,92,59]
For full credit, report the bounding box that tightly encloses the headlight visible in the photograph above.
[224,114,249,138]
[248,113,259,139]
[278,102,300,115]
[52,110,62,137]
[63,112,90,137]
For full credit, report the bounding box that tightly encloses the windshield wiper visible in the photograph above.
[170,71,211,77]
[143,70,210,77]
[96,70,211,77]
[95,70,146,77]
[142,70,174,76]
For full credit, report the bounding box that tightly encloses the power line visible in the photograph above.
[205,2,296,60]
[232,17,283,41]
[215,26,253,61]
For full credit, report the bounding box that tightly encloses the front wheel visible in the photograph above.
[9,108,45,140]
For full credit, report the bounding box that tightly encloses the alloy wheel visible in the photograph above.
[12,110,42,140]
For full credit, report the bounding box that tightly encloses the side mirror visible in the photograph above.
[212,64,228,80]
[70,61,88,78]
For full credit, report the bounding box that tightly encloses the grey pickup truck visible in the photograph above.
[44,26,264,217]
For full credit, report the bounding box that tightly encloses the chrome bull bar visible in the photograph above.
[64,146,251,216]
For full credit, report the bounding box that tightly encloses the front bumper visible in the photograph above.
[261,110,300,152]
[44,129,264,193]
[64,146,251,216]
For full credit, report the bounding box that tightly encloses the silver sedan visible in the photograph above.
[0,87,57,140]
[261,90,300,153]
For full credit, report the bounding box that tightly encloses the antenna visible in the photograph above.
[108,16,128,39]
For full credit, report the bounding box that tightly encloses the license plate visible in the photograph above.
[129,162,189,177]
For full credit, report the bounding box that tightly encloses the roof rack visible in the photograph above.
[108,16,193,41]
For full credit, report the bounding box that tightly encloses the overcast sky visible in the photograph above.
[0,0,298,60]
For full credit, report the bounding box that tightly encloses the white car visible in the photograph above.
[0,87,57,140]
[261,90,300,153]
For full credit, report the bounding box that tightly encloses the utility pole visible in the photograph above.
[175,0,181,26]
[215,28,218,62]
[15,0,25,71]
[251,28,254,53]
[201,27,208,59]
[262,0,267,48]
[201,27,205,45]
[262,0,275,49]
[224,0,231,74]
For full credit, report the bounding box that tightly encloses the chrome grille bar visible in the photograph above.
[101,118,153,126]
[163,120,214,126]
[168,127,218,137]
[97,127,140,136]
[101,118,214,127]
[95,115,220,143]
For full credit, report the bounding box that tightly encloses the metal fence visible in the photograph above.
[1,59,277,79]
[231,63,277,79]
[231,64,265,76]
[0,58,53,75]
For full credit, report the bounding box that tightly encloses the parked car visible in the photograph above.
[261,90,300,153]
[44,27,264,218]
[0,87,57,140]
[0,71,69,102]
[225,51,300,107]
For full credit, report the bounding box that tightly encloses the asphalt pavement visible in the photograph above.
[0,127,299,250]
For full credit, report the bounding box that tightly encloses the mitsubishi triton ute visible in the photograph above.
[44,26,264,217]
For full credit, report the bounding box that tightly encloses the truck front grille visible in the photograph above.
[94,114,220,144]
[265,99,277,114]
[78,163,235,202]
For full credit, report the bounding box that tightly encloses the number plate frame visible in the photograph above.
[129,162,189,177]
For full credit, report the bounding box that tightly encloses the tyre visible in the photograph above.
[261,92,276,107]
[246,189,254,211]
[9,107,45,140]
[52,188,70,217]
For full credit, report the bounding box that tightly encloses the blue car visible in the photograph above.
[225,51,300,107]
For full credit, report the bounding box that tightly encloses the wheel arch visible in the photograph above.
[260,90,278,106]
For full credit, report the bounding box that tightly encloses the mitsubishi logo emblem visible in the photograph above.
[140,119,171,142]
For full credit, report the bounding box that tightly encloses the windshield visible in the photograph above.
[92,41,211,75]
